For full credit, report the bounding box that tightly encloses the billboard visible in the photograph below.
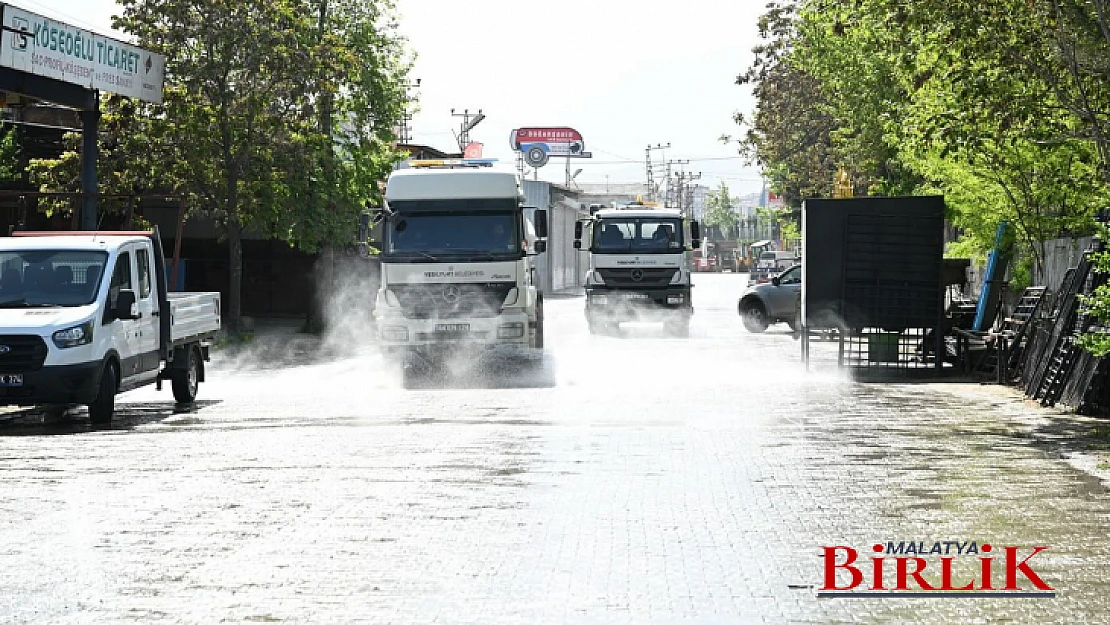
[0,3,166,104]
[510,127,592,168]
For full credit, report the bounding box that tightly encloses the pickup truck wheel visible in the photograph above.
[741,301,770,333]
[88,363,117,424]
[172,347,200,403]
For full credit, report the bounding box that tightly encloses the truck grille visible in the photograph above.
[0,335,48,372]
[597,268,678,288]
[391,284,515,320]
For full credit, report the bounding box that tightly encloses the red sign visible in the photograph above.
[511,127,584,145]
[464,142,484,159]
[510,127,590,168]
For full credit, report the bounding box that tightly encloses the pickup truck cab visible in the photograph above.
[0,231,221,423]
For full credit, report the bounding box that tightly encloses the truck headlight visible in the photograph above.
[502,288,520,307]
[497,322,525,339]
[670,269,685,284]
[589,270,605,285]
[380,325,409,341]
[53,321,93,349]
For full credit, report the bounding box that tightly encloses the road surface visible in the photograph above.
[2,274,1108,623]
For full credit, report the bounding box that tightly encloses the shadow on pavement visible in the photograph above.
[0,400,222,436]
[1029,414,1110,481]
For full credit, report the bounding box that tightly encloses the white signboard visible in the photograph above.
[0,4,165,104]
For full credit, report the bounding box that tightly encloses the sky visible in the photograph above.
[12,0,768,196]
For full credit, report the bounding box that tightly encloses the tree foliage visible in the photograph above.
[30,0,411,330]
[736,0,1110,350]
[703,182,738,238]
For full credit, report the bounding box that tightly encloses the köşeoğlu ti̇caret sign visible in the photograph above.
[0,3,165,104]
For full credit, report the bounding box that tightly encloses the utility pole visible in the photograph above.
[451,108,486,152]
[666,159,689,209]
[645,143,669,201]
[684,172,702,219]
[398,78,421,143]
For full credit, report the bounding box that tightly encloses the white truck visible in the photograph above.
[574,202,701,336]
[0,231,221,423]
[361,159,548,382]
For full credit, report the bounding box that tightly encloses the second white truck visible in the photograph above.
[0,231,221,423]
[574,202,701,336]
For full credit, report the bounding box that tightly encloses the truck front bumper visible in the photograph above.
[376,311,533,355]
[585,286,693,319]
[0,361,103,406]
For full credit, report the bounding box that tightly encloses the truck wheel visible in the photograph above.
[741,302,770,333]
[534,300,545,349]
[172,347,200,403]
[88,362,117,425]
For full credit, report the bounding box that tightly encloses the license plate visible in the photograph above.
[624,293,650,300]
[667,295,684,304]
[435,323,470,333]
[0,373,23,387]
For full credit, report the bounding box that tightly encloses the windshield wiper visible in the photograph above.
[0,299,62,308]
[452,250,508,260]
[394,250,439,261]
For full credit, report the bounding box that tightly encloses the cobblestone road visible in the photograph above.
[2,274,1109,623]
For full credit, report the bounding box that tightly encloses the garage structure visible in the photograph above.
[0,3,165,229]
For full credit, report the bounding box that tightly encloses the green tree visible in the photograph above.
[29,0,409,331]
[703,182,738,238]
[0,128,21,184]
[730,1,839,208]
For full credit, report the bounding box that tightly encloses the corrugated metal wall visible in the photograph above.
[1036,237,1095,294]
[523,180,585,295]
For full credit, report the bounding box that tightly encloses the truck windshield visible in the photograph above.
[593,218,683,253]
[0,250,108,307]
[385,211,521,259]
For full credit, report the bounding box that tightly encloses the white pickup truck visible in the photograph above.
[0,231,221,423]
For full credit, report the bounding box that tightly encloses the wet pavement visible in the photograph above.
[2,273,1110,623]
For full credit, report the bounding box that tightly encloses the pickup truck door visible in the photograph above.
[107,248,142,381]
[134,244,161,376]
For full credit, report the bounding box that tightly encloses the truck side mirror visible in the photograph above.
[534,209,548,239]
[690,220,701,241]
[574,221,583,240]
[533,240,547,254]
[115,289,138,320]
[573,240,581,249]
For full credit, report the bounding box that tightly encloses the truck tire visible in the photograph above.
[534,300,545,349]
[88,362,117,425]
[172,346,200,403]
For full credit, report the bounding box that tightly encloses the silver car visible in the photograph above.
[738,264,800,333]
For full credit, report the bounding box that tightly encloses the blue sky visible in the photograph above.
[12,0,767,195]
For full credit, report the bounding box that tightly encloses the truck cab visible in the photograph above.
[365,159,547,381]
[0,231,220,423]
[574,202,700,336]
